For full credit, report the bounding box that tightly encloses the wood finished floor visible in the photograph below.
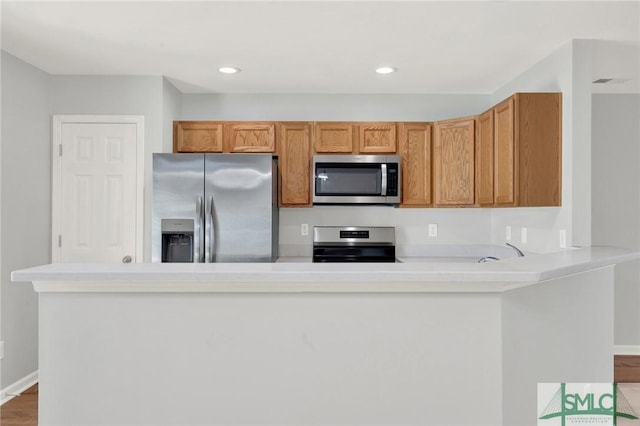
[2,357,640,425]
[1,384,37,426]
[615,355,640,383]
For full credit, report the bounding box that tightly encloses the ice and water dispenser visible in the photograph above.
[161,219,194,263]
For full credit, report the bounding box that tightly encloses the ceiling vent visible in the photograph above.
[592,78,632,84]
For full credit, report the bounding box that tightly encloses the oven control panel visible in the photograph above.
[314,226,395,245]
[340,230,370,239]
[312,226,396,263]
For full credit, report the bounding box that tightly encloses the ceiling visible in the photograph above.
[1,1,639,94]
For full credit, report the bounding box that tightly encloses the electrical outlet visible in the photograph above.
[521,227,528,243]
[301,224,309,236]
[506,226,512,241]
[428,224,438,237]
[559,229,567,249]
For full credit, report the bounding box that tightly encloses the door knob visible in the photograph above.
[122,255,132,263]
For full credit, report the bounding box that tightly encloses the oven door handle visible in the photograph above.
[380,163,388,196]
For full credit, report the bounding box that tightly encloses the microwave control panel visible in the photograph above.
[387,164,399,196]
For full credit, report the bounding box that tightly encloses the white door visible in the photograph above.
[52,116,144,263]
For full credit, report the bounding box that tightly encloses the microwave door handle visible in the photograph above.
[381,163,388,196]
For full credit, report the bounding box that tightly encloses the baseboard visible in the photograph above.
[614,345,640,355]
[0,370,38,405]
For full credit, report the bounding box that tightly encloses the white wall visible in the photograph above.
[181,93,491,122]
[489,40,640,346]
[280,207,492,257]
[489,39,592,253]
[162,77,182,153]
[0,51,50,390]
[2,39,637,391]
[591,40,640,95]
[49,75,165,261]
[38,290,504,425]
[502,267,614,424]
[1,65,184,389]
[179,48,597,256]
[1,48,3,394]
[592,94,640,347]
[181,93,494,255]
[33,267,614,426]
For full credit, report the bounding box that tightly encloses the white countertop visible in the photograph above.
[11,246,638,293]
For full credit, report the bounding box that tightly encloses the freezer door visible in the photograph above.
[152,154,204,263]
[205,154,275,262]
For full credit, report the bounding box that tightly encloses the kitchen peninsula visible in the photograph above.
[12,247,638,426]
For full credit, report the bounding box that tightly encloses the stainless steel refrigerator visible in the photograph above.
[152,153,278,263]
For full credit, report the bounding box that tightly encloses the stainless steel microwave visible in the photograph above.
[312,154,401,205]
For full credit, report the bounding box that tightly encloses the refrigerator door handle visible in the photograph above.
[209,196,216,263]
[195,196,204,262]
[205,196,215,263]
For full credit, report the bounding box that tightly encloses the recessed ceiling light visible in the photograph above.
[218,66,241,74]
[375,66,397,74]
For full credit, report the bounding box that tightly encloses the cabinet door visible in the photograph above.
[516,93,562,206]
[174,121,223,152]
[433,118,475,205]
[398,123,431,206]
[359,123,397,153]
[494,97,516,205]
[314,122,354,153]
[277,122,312,207]
[475,110,494,205]
[225,122,275,153]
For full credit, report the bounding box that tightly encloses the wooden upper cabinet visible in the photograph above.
[173,121,274,153]
[277,122,312,207]
[475,110,494,205]
[359,123,397,153]
[475,93,562,207]
[172,94,560,208]
[516,93,562,206]
[493,97,516,206]
[313,122,397,154]
[433,117,475,206]
[314,122,354,153]
[174,121,223,152]
[225,122,275,153]
[398,123,432,206]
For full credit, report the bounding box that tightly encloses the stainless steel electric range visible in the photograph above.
[312,226,396,263]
